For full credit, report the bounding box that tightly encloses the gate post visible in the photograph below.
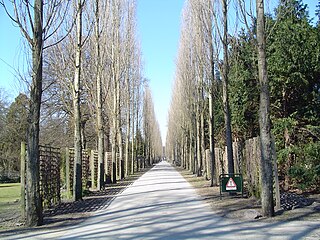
[90,149,96,189]
[20,142,26,220]
[65,147,71,198]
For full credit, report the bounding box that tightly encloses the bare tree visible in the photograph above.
[143,85,162,165]
[73,0,84,201]
[210,0,234,175]
[256,0,274,217]
[94,0,104,190]
[221,0,234,175]
[1,0,70,226]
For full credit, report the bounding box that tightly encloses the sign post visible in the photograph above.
[219,174,243,199]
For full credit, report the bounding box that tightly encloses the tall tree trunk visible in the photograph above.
[196,105,201,176]
[201,108,205,175]
[185,136,188,169]
[125,101,130,178]
[124,63,131,177]
[182,135,185,168]
[118,125,124,179]
[111,0,121,183]
[189,128,193,173]
[284,126,292,190]
[283,92,292,190]
[95,0,104,190]
[81,120,87,149]
[222,0,234,175]
[117,76,122,178]
[256,0,274,217]
[209,21,216,186]
[135,86,140,172]
[131,84,136,175]
[112,82,117,183]
[25,0,43,226]
[209,86,216,186]
[73,0,83,201]
[115,2,122,180]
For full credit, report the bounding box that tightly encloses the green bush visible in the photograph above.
[288,142,320,191]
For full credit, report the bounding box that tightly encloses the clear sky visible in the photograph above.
[0,0,185,146]
[0,4,26,99]
[137,0,185,145]
[0,0,317,146]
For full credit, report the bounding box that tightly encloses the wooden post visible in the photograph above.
[65,148,71,199]
[272,135,281,211]
[20,142,26,220]
[90,150,96,189]
[104,153,108,183]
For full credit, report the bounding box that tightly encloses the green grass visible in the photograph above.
[0,183,21,203]
[0,183,21,221]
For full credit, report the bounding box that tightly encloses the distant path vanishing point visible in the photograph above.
[1,161,320,239]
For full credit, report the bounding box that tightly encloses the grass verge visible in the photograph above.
[0,183,21,230]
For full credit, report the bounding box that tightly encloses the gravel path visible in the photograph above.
[1,161,319,239]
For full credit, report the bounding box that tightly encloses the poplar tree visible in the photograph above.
[256,0,274,217]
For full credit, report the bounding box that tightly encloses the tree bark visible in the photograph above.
[196,105,201,176]
[73,0,83,201]
[209,87,216,186]
[25,0,43,226]
[189,129,193,172]
[200,107,205,175]
[135,85,140,172]
[131,81,136,175]
[256,0,274,217]
[208,9,216,185]
[222,0,234,175]
[95,0,104,190]
[112,81,117,182]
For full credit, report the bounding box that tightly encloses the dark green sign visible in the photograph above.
[219,174,243,198]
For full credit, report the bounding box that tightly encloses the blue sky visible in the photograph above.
[0,4,25,99]
[137,0,185,145]
[0,0,318,145]
[0,0,185,145]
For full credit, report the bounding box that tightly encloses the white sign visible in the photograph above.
[226,177,237,190]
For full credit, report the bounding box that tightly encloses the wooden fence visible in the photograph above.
[66,148,96,196]
[65,149,120,195]
[20,142,138,218]
[21,145,106,212]
[21,143,61,218]
[205,137,261,196]
[39,145,61,208]
[105,152,112,183]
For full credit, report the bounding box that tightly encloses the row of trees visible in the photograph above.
[1,0,162,227]
[166,0,319,218]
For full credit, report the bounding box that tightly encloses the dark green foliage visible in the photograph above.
[0,93,28,176]
[268,0,319,122]
[287,142,320,190]
[213,78,227,148]
[0,90,8,146]
[317,1,320,24]
[229,30,260,140]
[266,0,320,191]
[226,0,319,192]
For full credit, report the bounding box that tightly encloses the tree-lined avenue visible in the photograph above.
[2,161,319,239]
